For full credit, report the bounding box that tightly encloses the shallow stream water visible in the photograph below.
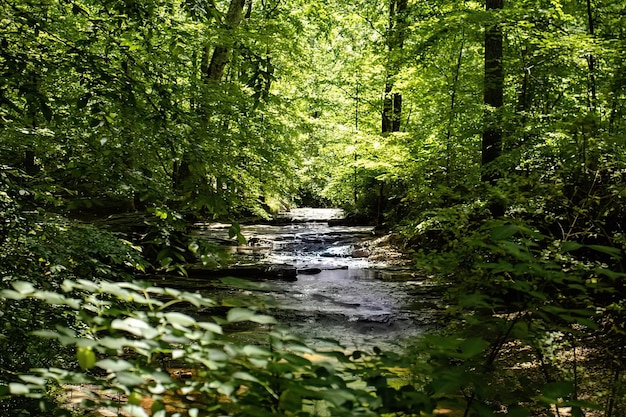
[192,208,442,351]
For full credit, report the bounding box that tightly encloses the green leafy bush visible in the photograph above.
[0,279,423,417]
[407,211,626,416]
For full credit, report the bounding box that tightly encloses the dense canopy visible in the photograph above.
[2,0,626,415]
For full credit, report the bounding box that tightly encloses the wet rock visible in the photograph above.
[265,264,298,281]
[327,213,373,226]
[247,237,272,247]
[351,248,371,258]
[311,293,333,302]
[320,246,352,257]
[186,264,297,282]
[298,268,322,275]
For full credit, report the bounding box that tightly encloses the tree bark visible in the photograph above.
[382,81,394,133]
[481,0,504,183]
[445,33,465,183]
[585,0,597,111]
[392,92,402,132]
[205,0,247,82]
[176,0,248,194]
[382,0,407,133]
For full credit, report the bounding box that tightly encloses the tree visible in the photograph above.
[481,0,504,184]
[204,0,248,82]
[382,0,408,133]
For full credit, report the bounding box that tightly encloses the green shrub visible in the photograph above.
[0,279,426,417]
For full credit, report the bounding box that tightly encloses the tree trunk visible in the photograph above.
[382,82,394,133]
[381,0,407,133]
[481,0,504,183]
[176,0,248,195]
[443,34,465,184]
[585,0,597,111]
[392,92,402,132]
[205,0,247,82]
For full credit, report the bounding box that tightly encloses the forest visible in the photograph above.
[1,0,626,415]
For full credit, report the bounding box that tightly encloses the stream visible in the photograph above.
[188,208,443,351]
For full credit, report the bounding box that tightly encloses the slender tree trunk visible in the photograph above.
[445,33,465,183]
[380,0,407,222]
[382,0,407,133]
[585,0,597,111]
[392,92,402,131]
[580,0,597,177]
[24,74,39,175]
[382,82,394,133]
[481,0,504,183]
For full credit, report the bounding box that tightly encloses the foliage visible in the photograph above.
[2,0,626,415]
[403,192,626,415]
[0,278,417,417]
[0,0,304,220]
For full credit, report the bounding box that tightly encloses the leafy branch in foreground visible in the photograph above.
[0,279,416,417]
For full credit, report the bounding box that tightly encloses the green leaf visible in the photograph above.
[587,244,622,259]
[561,241,584,252]
[164,312,196,328]
[594,268,626,279]
[9,383,30,395]
[541,381,574,400]
[12,281,36,294]
[96,359,134,372]
[31,330,59,339]
[159,256,173,268]
[0,290,26,300]
[19,375,46,386]
[112,317,159,339]
[458,293,493,309]
[116,372,147,387]
[121,404,150,417]
[220,276,264,290]
[228,223,239,238]
[76,338,98,348]
[198,322,223,334]
[490,225,519,240]
[249,314,277,325]
[226,307,256,322]
[281,353,312,367]
[506,407,530,417]
[242,345,272,357]
[77,346,96,371]
[460,337,489,358]
[279,389,302,412]
[321,389,356,406]
[498,241,530,260]
[228,223,247,244]
[188,242,200,254]
[232,371,260,383]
